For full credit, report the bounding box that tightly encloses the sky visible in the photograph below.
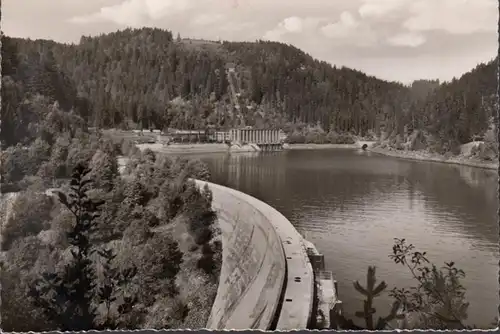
[2,0,498,84]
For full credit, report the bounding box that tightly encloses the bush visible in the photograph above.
[336,133,356,144]
[137,233,183,298]
[305,132,326,144]
[325,131,339,143]
[120,139,135,156]
[185,159,211,181]
[394,134,404,150]
[197,240,222,280]
[2,192,54,251]
[286,133,306,144]
[335,239,471,330]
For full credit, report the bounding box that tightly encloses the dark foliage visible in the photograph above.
[29,163,104,330]
[335,239,471,330]
[3,29,497,156]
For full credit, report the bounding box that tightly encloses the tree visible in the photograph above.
[1,192,53,251]
[136,233,183,302]
[95,248,140,329]
[29,163,104,330]
[89,149,118,192]
[1,237,57,331]
[388,238,469,329]
[334,239,472,330]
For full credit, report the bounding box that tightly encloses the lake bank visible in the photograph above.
[135,142,366,153]
[368,146,498,170]
[134,142,498,172]
[286,143,359,150]
[136,143,230,154]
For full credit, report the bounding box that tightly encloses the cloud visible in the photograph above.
[262,16,304,41]
[262,16,324,42]
[68,0,197,26]
[321,12,358,38]
[282,16,304,33]
[191,13,224,26]
[386,32,426,47]
[403,0,497,35]
[321,11,378,47]
[358,0,410,19]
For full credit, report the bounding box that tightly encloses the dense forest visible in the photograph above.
[1,31,222,330]
[5,28,412,136]
[3,27,497,153]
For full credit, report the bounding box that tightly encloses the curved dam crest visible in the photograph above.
[195,180,314,330]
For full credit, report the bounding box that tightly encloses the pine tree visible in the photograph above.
[29,163,104,330]
[96,248,139,329]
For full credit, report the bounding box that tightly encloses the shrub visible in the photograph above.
[2,192,54,251]
[286,133,306,144]
[334,239,470,330]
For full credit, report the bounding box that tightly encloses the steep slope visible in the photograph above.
[407,57,497,149]
[1,34,89,147]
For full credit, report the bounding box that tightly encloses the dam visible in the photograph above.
[194,180,341,330]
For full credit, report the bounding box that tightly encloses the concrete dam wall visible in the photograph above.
[194,180,285,329]
[195,180,314,330]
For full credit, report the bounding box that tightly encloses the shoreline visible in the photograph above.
[136,143,230,154]
[134,142,498,170]
[368,146,498,170]
[136,142,363,153]
[285,143,359,150]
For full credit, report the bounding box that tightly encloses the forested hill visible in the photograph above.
[3,27,497,153]
[7,27,412,136]
[1,32,90,147]
[406,58,497,150]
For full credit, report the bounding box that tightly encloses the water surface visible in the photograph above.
[195,149,497,328]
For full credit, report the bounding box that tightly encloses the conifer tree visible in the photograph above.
[30,163,104,330]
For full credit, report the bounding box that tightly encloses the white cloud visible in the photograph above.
[403,0,497,34]
[386,32,426,47]
[262,16,324,42]
[358,0,410,19]
[321,11,378,47]
[191,13,224,26]
[262,29,283,42]
[68,0,197,26]
[283,16,304,33]
[321,12,359,38]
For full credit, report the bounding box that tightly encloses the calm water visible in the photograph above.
[194,149,497,328]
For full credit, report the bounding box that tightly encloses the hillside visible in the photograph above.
[1,32,90,148]
[400,58,497,153]
[1,32,222,331]
[4,27,497,154]
[8,28,412,138]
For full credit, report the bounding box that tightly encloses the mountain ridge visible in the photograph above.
[2,27,497,151]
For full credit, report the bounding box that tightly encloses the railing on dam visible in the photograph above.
[195,180,315,330]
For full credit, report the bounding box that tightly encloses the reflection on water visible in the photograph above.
[197,149,498,328]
